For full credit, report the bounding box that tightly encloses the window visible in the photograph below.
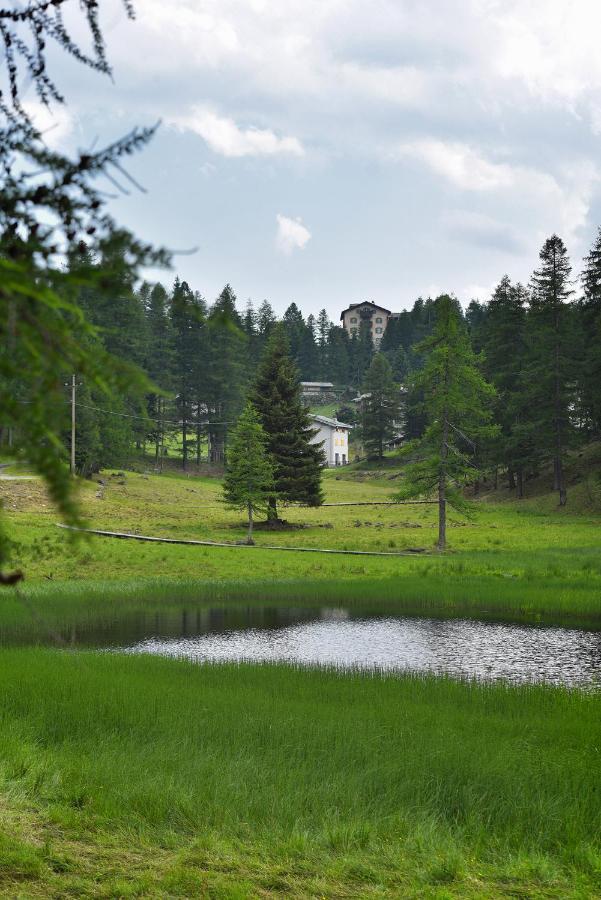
[375,317,382,323]
[375,327,383,334]
[350,317,357,323]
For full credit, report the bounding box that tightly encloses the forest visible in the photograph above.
[31,229,600,513]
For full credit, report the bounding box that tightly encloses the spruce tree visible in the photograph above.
[251,326,325,520]
[480,277,534,496]
[579,228,601,435]
[527,235,577,505]
[316,310,331,380]
[170,279,203,469]
[206,285,246,462]
[326,326,350,384]
[222,403,275,543]
[397,295,496,549]
[144,283,174,467]
[361,354,401,459]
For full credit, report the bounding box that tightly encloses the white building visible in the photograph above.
[309,414,352,466]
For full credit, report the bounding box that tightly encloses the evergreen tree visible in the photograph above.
[282,302,306,362]
[171,278,207,470]
[326,326,350,384]
[361,354,401,459]
[222,402,275,543]
[397,296,496,549]
[348,322,373,387]
[251,326,325,520]
[579,228,601,435]
[144,283,174,467]
[527,235,577,505]
[465,300,488,353]
[480,277,533,496]
[206,285,246,462]
[298,314,319,378]
[316,309,331,379]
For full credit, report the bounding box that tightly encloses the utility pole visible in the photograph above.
[70,374,76,476]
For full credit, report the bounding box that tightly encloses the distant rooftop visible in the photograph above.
[300,382,334,389]
[310,414,353,430]
[340,300,392,319]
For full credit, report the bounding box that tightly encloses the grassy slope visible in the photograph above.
[2,446,601,622]
[1,452,601,895]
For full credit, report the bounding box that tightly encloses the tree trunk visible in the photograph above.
[507,468,515,490]
[438,411,449,551]
[247,502,255,544]
[267,497,278,521]
[516,468,524,499]
[557,459,567,506]
[158,398,164,473]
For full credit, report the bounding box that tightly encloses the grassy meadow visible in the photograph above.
[0,652,599,897]
[0,449,600,896]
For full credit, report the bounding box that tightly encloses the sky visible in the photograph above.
[24,0,601,317]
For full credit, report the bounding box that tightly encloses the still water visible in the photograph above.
[76,605,601,688]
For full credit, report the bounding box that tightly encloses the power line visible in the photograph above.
[17,399,233,428]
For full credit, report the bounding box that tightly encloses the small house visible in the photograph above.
[309,414,352,466]
[300,382,336,404]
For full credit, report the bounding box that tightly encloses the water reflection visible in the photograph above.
[121,613,601,688]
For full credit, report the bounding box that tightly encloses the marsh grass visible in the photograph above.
[0,651,599,896]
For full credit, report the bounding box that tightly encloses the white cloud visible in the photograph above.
[170,107,304,158]
[395,141,513,191]
[275,214,312,254]
[22,101,74,150]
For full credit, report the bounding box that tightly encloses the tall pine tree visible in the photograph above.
[397,296,496,549]
[222,402,275,543]
[361,354,401,459]
[527,235,577,505]
[579,228,601,435]
[251,326,325,520]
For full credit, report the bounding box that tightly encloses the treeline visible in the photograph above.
[65,278,392,474]
[8,228,599,500]
[397,231,601,505]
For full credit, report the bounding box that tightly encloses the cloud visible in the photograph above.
[169,107,304,158]
[22,101,74,150]
[395,141,513,191]
[275,214,312,254]
[442,210,525,254]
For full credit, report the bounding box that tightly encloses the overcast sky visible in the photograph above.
[28,0,601,316]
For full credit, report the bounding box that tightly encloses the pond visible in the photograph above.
[46,605,601,688]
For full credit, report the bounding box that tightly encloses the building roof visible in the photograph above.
[340,300,392,320]
[300,382,334,389]
[310,414,353,430]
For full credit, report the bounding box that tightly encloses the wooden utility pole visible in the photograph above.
[70,374,76,476]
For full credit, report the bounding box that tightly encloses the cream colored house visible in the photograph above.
[340,301,392,346]
[309,414,352,466]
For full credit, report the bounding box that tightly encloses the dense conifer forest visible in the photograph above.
[26,229,599,509]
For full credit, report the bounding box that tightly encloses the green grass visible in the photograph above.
[0,651,598,897]
[2,454,601,624]
[1,452,601,894]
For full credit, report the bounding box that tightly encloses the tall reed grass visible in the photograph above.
[0,650,598,895]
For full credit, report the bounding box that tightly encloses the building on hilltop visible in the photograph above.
[340,301,395,346]
[309,414,352,466]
